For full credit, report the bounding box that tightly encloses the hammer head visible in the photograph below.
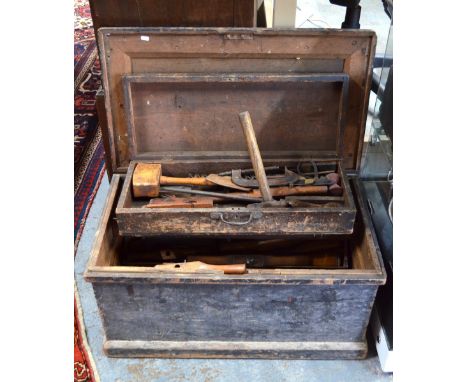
[132,163,162,198]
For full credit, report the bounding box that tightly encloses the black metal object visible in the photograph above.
[371,65,393,142]
[374,54,393,68]
[329,0,392,30]
[218,166,279,177]
[329,0,361,29]
[360,180,393,350]
[342,5,361,29]
[379,66,393,142]
[371,72,385,96]
[382,0,393,19]
[231,168,302,188]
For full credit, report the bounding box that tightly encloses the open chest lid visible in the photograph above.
[99,28,376,173]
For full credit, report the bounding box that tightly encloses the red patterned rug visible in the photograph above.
[74,0,104,380]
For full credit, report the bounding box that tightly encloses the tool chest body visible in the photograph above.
[85,28,386,359]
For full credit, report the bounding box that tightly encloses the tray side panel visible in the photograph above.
[116,209,356,236]
[115,158,356,237]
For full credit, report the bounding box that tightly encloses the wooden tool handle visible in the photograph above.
[145,197,214,209]
[246,185,328,198]
[155,261,246,274]
[238,111,273,202]
[160,176,213,186]
[187,255,340,268]
[199,263,246,274]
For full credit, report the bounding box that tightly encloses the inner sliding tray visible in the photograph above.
[116,72,356,236]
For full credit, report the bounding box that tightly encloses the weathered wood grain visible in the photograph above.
[123,73,348,160]
[93,282,378,342]
[116,208,356,236]
[89,0,257,40]
[96,89,112,181]
[104,340,367,359]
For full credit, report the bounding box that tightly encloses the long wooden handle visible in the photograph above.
[267,185,328,197]
[228,185,328,198]
[160,175,213,186]
[187,255,340,268]
[238,111,273,202]
[145,196,215,208]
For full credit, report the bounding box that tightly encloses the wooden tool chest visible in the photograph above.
[86,28,385,359]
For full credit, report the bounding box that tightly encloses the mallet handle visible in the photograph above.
[160,176,212,186]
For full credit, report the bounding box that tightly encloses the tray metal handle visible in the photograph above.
[210,211,262,226]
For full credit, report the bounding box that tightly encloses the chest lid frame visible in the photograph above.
[99,27,376,174]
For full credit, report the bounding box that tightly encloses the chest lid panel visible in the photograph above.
[99,28,376,173]
[123,73,348,162]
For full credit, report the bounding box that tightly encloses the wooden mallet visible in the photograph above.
[132,163,249,198]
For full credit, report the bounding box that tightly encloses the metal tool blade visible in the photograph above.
[159,186,263,203]
[205,174,251,191]
[231,168,303,188]
[218,166,280,177]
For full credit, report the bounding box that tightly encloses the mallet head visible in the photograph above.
[132,163,162,198]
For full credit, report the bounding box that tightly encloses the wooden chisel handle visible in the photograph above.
[160,176,213,186]
[238,111,273,202]
[199,263,246,274]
